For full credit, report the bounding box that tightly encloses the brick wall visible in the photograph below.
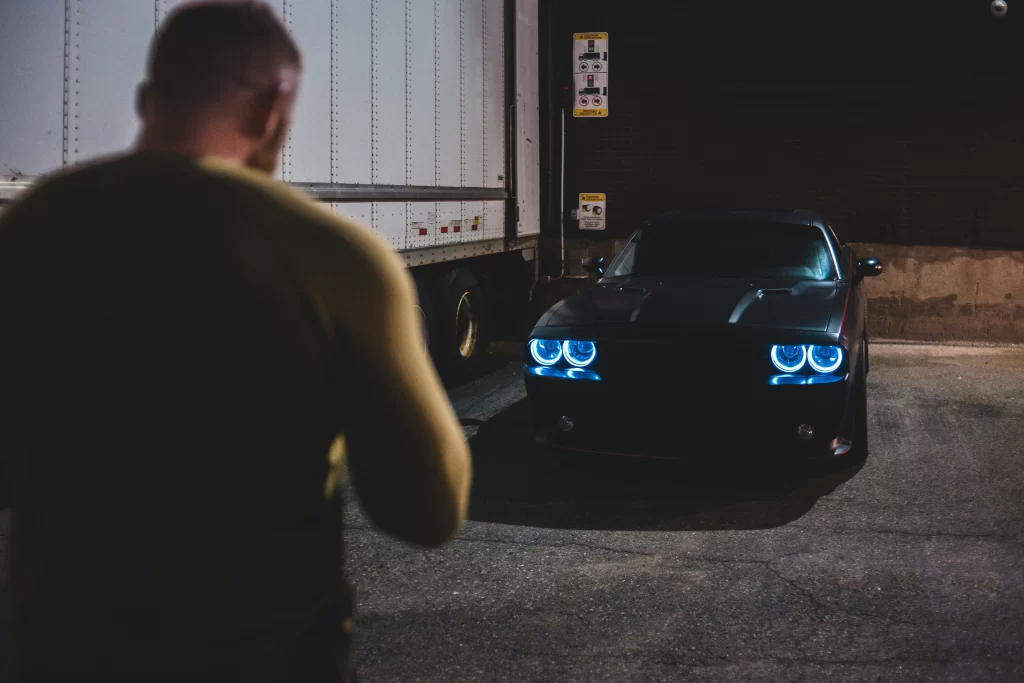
[550,0,1024,250]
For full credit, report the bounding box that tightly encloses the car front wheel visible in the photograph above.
[840,341,869,463]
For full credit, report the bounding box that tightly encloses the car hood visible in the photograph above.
[540,275,838,332]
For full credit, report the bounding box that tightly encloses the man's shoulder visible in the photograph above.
[196,159,407,280]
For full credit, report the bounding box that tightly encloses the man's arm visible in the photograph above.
[325,222,472,547]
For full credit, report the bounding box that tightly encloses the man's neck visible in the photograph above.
[135,123,250,167]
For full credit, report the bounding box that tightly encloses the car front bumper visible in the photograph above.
[524,368,855,461]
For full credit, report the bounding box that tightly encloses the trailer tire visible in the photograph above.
[412,276,434,356]
[433,267,487,376]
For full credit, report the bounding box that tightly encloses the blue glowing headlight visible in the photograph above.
[529,339,563,366]
[562,340,597,367]
[807,345,843,373]
[771,345,806,373]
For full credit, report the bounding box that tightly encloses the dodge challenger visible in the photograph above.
[524,209,884,463]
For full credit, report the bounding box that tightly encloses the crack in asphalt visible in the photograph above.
[786,522,1022,542]
[675,552,926,627]
[495,648,1024,669]
[652,654,1024,668]
[346,529,965,629]
[452,536,656,557]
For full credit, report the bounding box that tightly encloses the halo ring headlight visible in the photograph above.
[530,339,563,366]
[771,345,807,373]
[563,340,597,368]
[807,345,843,373]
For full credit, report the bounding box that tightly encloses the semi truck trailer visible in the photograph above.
[0,0,543,375]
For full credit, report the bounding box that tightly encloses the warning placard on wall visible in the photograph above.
[573,72,608,117]
[578,194,606,230]
[573,32,608,117]
[573,32,608,74]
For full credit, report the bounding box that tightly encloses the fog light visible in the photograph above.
[830,437,853,456]
[796,424,815,441]
[558,416,575,432]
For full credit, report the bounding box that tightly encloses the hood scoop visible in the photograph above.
[756,288,792,298]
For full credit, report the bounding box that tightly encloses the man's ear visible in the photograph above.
[135,82,151,121]
[245,85,289,142]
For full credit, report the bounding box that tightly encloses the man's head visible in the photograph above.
[136,1,302,174]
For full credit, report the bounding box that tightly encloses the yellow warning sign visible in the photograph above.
[573,108,608,117]
[578,193,606,231]
[574,32,608,40]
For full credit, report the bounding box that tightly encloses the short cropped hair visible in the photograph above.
[146,1,301,111]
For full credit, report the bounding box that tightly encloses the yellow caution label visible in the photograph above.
[574,32,608,40]
[324,434,347,499]
[580,193,605,202]
[573,108,608,117]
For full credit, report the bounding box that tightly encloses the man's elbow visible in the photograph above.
[405,488,468,548]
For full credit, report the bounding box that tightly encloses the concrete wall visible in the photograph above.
[854,243,1024,343]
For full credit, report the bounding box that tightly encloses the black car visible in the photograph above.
[524,209,884,464]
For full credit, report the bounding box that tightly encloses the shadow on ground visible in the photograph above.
[467,399,863,532]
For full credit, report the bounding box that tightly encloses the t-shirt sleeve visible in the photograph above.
[321,219,472,547]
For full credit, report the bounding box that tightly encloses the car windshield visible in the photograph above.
[606,222,836,280]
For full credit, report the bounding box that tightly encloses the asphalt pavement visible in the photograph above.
[0,343,1021,681]
[344,342,1024,682]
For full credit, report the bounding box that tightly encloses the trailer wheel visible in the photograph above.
[433,267,487,375]
[412,276,434,355]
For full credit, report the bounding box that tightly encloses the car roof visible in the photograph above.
[647,208,829,228]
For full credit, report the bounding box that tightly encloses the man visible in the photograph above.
[0,2,471,680]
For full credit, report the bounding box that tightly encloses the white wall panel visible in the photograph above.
[264,1,286,23]
[332,0,372,184]
[285,0,332,183]
[156,0,191,26]
[461,0,484,189]
[435,201,462,246]
[482,0,506,189]
[0,0,64,176]
[435,0,462,187]
[405,202,435,250]
[482,200,505,240]
[75,0,153,164]
[514,0,540,236]
[407,0,436,187]
[332,202,371,231]
[370,0,406,186]
[460,201,484,244]
[373,202,407,251]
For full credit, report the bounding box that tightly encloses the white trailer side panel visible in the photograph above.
[0,0,520,259]
[283,0,333,184]
[483,0,506,191]
[331,0,373,186]
[156,0,190,26]
[514,0,540,237]
[435,0,464,190]
[75,2,151,163]
[407,0,437,189]
[407,0,438,250]
[435,0,464,247]
[0,0,64,177]
[462,0,485,191]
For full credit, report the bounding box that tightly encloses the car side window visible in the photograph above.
[605,240,637,278]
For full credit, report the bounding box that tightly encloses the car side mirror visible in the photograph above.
[855,257,884,278]
[582,256,605,275]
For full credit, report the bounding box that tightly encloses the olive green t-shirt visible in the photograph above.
[0,151,471,675]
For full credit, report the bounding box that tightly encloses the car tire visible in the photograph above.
[432,267,488,377]
[844,341,869,463]
[413,276,434,356]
